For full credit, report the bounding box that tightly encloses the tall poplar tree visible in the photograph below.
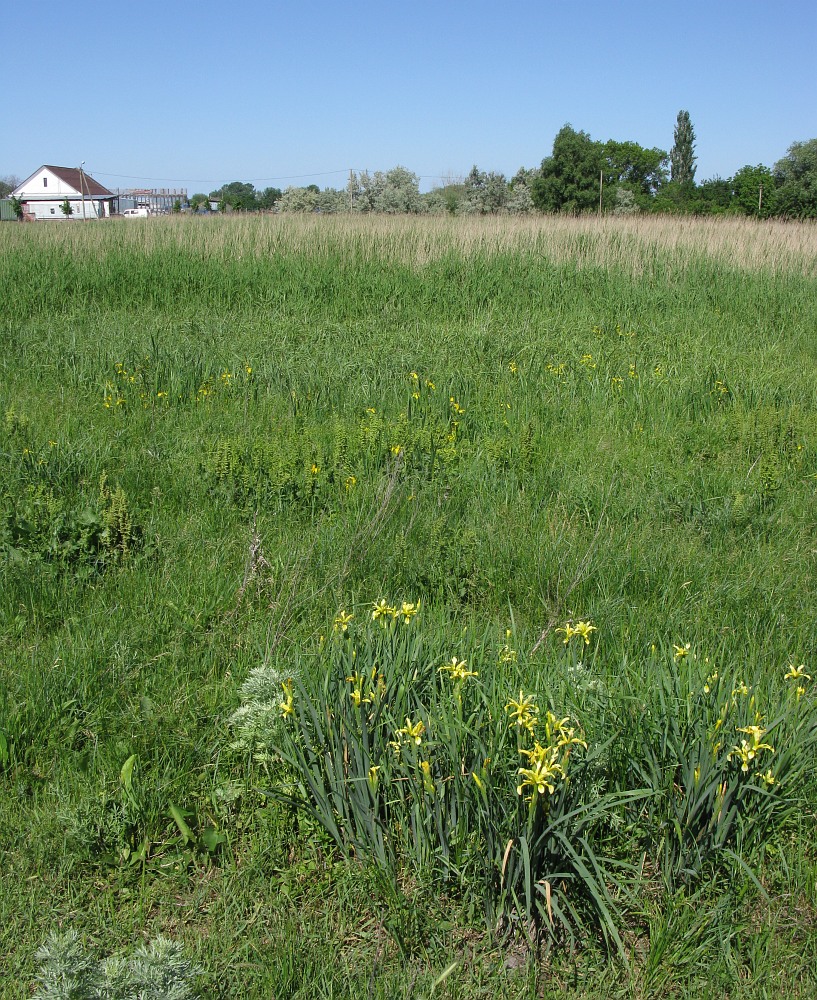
[670,110,697,186]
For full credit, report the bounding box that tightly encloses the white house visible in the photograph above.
[12,165,116,220]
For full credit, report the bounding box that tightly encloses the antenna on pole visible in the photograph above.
[79,161,87,221]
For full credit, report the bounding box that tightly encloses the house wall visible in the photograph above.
[25,199,105,220]
[18,167,82,198]
[14,167,114,219]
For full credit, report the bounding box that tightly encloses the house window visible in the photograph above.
[50,208,55,214]
[43,177,48,187]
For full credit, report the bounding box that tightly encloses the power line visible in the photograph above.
[90,167,470,188]
[92,168,354,185]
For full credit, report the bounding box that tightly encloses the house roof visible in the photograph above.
[13,165,115,199]
[44,165,114,197]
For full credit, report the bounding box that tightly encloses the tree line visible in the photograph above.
[3,112,815,219]
[201,112,817,220]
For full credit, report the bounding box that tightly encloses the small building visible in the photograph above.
[12,165,116,220]
[116,187,188,214]
[0,198,19,221]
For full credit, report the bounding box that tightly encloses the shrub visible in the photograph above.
[32,930,199,1000]
[232,604,645,953]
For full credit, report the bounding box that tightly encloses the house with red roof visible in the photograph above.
[12,165,116,220]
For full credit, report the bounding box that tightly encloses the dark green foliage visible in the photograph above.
[531,125,604,214]
[670,110,697,187]
[774,138,817,218]
[695,176,733,213]
[1,471,143,573]
[208,180,260,211]
[603,140,668,200]
[732,164,777,217]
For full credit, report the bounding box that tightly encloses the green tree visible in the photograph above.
[670,110,697,187]
[355,167,422,214]
[603,140,668,200]
[60,198,73,219]
[275,185,345,213]
[531,125,604,213]
[172,199,181,213]
[461,166,508,214]
[209,181,258,212]
[774,138,817,218]
[277,185,319,212]
[688,176,732,214]
[731,164,776,217]
[0,175,20,198]
[531,124,604,214]
[257,186,283,210]
[189,193,209,211]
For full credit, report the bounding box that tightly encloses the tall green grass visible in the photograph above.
[1,215,816,997]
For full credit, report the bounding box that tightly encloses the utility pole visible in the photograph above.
[79,161,87,220]
[758,183,763,215]
[349,169,354,213]
[599,169,603,217]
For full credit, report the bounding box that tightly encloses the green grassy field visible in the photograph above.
[1,214,816,998]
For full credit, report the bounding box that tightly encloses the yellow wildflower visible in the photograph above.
[346,671,372,708]
[397,718,425,746]
[572,621,597,645]
[279,679,295,718]
[372,598,397,623]
[333,610,354,633]
[419,760,435,795]
[673,643,691,660]
[784,663,811,682]
[506,691,538,734]
[398,601,420,624]
[544,711,587,750]
[439,656,478,682]
[498,644,517,664]
[556,621,596,645]
[517,744,564,799]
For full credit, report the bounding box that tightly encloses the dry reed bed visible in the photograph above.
[3,213,817,277]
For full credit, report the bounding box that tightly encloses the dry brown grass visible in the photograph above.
[4,211,817,277]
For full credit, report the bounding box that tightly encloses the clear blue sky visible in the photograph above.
[4,0,815,194]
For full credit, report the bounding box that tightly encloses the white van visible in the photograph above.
[122,207,150,218]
